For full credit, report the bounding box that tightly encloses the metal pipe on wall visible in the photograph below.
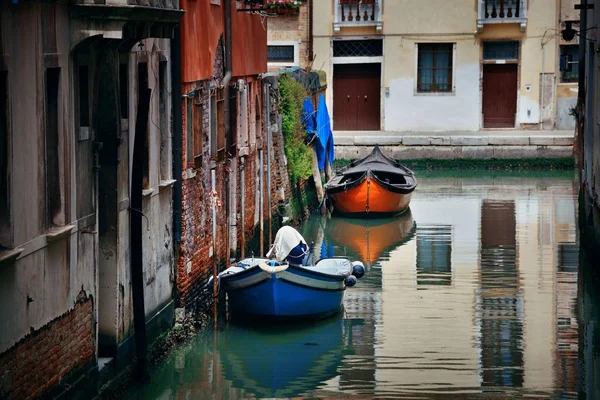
[223,0,233,263]
[240,156,246,258]
[576,0,588,174]
[265,83,272,246]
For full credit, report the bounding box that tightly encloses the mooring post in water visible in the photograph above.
[259,148,264,255]
[131,85,151,382]
[310,142,327,216]
[211,168,218,311]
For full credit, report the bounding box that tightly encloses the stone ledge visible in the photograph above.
[335,144,573,161]
[530,136,574,146]
[0,247,24,266]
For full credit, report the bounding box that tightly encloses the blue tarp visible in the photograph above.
[313,94,335,171]
[302,97,316,135]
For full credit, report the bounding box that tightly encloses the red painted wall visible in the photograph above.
[180,0,267,83]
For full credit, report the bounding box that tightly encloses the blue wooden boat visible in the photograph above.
[216,256,365,320]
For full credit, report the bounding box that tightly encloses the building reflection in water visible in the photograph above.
[416,224,453,286]
[477,200,524,388]
[122,174,588,399]
[556,242,579,395]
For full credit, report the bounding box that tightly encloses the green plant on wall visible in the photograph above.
[279,74,314,184]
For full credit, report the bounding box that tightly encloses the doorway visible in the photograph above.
[333,63,381,131]
[482,64,518,128]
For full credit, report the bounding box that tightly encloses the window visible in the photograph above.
[78,65,90,140]
[267,42,300,67]
[119,62,128,119]
[210,88,225,161]
[255,92,262,142]
[45,68,62,227]
[267,45,295,63]
[417,43,453,93]
[560,45,579,83]
[159,60,171,180]
[0,70,10,248]
[138,62,150,189]
[192,97,203,169]
[228,88,237,153]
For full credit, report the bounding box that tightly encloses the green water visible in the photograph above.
[126,170,600,399]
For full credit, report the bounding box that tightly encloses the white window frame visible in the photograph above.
[414,42,457,96]
[267,40,300,68]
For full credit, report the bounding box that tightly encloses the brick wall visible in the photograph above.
[0,291,94,400]
[267,3,311,68]
[176,69,319,314]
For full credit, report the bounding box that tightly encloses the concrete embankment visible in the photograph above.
[333,130,574,160]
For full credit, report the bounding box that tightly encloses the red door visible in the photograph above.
[482,64,518,128]
[333,63,381,131]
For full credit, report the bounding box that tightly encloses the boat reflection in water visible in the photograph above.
[319,209,416,268]
[218,314,362,399]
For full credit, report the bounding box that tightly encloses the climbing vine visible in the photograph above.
[278,74,314,184]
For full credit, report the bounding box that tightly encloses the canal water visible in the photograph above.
[127,171,600,399]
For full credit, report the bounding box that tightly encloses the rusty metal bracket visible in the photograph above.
[128,207,150,231]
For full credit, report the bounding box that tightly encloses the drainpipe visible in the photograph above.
[540,38,546,130]
[171,26,182,245]
[240,156,245,258]
[223,0,233,263]
[265,83,272,246]
[308,0,314,64]
[576,0,588,174]
[211,168,218,301]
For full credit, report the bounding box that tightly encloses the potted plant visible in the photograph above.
[266,0,301,15]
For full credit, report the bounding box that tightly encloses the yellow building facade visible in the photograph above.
[309,0,576,133]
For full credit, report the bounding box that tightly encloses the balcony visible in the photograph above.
[72,0,183,23]
[477,0,527,32]
[334,0,382,34]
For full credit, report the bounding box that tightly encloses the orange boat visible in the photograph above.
[325,145,417,217]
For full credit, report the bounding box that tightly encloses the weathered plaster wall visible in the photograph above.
[0,2,96,357]
[313,0,562,133]
[383,39,480,132]
[384,0,477,34]
[557,84,577,130]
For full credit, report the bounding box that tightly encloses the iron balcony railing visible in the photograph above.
[334,0,382,33]
[477,0,527,31]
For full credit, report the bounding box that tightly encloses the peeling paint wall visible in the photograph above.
[0,2,96,358]
[0,4,177,396]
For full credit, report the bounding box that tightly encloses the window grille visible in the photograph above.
[267,45,295,62]
[333,39,383,57]
[483,41,519,60]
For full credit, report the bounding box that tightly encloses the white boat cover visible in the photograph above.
[266,225,307,262]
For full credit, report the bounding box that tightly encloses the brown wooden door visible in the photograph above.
[482,64,518,128]
[333,63,380,131]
